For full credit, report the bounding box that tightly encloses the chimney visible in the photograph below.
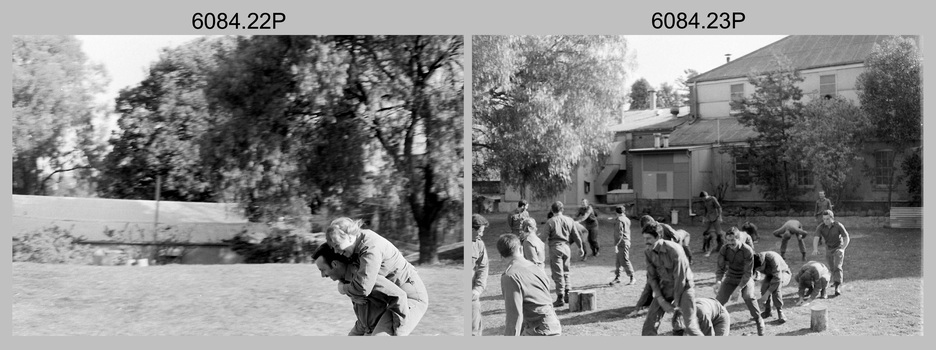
[649,89,657,110]
[725,53,732,63]
[654,133,662,148]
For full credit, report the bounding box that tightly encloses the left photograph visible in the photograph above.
[12,35,465,336]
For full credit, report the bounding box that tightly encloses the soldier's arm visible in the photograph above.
[715,248,727,282]
[645,251,665,302]
[472,244,489,297]
[348,248,382,297]
[502,274,524,336]
[670,247,690,307]
[839,223,850,250]
[739,248,754,287]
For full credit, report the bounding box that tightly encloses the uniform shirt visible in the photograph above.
[796,261,831,299]
[695,297,727,325]
[756,251,790,277]
[716,243,755,285]
[501,259,558,336]
[816,221,849,250]
[815,198,833,214]
[703,196,722,221]
[576,205,599,228]
[521,233,546,271]
[645,239,694,302]
[657,223,688,245]
[347,230,421,298]
[343,265,412,335]
[471,238,489,297]
[613,214,631,247]
[507,209,530,233]
[546,214,579,244]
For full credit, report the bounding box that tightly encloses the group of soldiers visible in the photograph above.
[472,190,850,336]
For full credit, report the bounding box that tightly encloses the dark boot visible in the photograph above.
[777,309,786,324]
[755,317,765,336]
[553,295,565,308]
[564,289,570,303]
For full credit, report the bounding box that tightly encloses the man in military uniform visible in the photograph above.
[471,214,489,336]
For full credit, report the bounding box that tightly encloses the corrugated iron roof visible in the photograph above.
[689,35,918,83]
[669,117,758,146]
[610,106,689,132]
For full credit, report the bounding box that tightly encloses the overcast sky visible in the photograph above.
[624,35,788,88]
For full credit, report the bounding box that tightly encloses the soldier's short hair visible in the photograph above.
[551,201,564,214]
[496,234,522,258]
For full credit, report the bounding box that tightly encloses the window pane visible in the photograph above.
[820,75,836,96]
[656,173,668,192]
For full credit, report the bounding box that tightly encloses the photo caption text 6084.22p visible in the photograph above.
[192,12,285,30]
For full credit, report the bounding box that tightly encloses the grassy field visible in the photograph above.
[477,211,922,336]
[13,262,464,336]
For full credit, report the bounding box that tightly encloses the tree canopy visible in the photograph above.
[12,35,108,195]
[472,35,629,199]
[729,58,807,208]
[856,35,922,206]
[627,78,652,110]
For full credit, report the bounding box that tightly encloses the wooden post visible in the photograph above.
[569,291,582,312]
[810,304,828,332]
[579,290,597,311]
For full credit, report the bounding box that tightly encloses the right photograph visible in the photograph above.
[470,35,922,336]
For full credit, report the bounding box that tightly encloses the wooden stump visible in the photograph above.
[569,291,582,312]
[810,304,828,332]
[579,290,596,311]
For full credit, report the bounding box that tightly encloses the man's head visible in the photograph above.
[642,224,661,248]
[518,200,528,211]
[639,215,656,229]
[325,217,362,256]
[752,252,765,273]
[725,227,742,249]
[551,201,564,214]
[496,234,523,258]
[700,191,709,198]
[741,222,758,237]
[818,191,826,199]
[820,210,835,226]
[312,245,350,282]
[472,214,489,240]
[615,205,625,215]
[520,217,538,238]
[581,198,589,206]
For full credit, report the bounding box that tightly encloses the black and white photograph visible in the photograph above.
[471,35,922,336]
[12,35,465,336]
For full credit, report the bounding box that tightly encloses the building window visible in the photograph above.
[730,84,745,112]
[873,150,895,187]
[795,163,814,187]
[735,156,752,188]
[819,74,836,98]
[584,181,591,194]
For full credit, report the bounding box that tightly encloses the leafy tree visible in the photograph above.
[676,68,699,107]
[203,36,370,222]
[628,78,652,110]
[856,36,922,207]
[473,35,629,199]
[729,58,807,209]
[791,96,868,205]
[656,82,678,108]
[338,35,464,264]
[901,147,922,205]
[203,36,463,264]
[98,36,233,202]
[12,35,108,195]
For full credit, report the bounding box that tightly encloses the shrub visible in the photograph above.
[224,227,321,264]
[13,225,93,264]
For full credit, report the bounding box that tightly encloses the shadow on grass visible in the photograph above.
[777,327,815,336]
[559,306,641,327]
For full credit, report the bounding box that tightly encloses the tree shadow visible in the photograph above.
[776,327,816,336]
[559,306,637,326]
